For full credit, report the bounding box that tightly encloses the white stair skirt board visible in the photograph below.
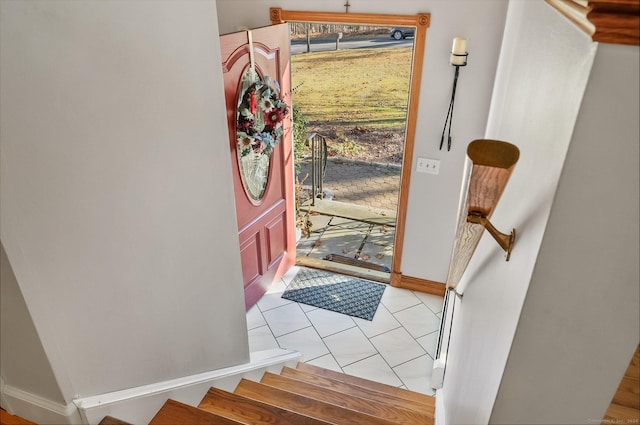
[75,348,302,425]
[431,357,446,390]
[435,388,446,425]
[432,289,457,390]
[1,349,301,425]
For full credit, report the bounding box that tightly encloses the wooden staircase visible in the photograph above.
[145,362,435,425]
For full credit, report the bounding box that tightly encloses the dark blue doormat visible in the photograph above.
[281,267,386,321]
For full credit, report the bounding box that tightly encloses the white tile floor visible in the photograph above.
[246,266,444,395]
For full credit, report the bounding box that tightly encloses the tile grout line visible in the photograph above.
[357,299,434,389]
[270,324,315,339]
[290,291,346,368]
[328,308,413,388]
[249,273,444,394]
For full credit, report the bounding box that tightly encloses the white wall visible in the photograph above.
[441,2,599,424]
[490,41,640,424]
[1,243,64,405]
[0,0,249,404]
[216,0,509,283]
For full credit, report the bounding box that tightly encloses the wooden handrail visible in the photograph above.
[446,139,520,290]
[545,0,640,46]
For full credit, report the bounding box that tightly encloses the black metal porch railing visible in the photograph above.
[307,133,328,206]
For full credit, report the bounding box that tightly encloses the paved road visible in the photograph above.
[291,37,414,55]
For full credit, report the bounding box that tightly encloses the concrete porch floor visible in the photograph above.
[296,199,397,283]
[295,157,402,281]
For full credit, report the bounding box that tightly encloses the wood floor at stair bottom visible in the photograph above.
[149,399,244,425]
[280,366,434,417]
[0,409,36,425]
[603,345,640,423]
[234,378,398,425]
[198,386,332,425]
[260,372,433,425]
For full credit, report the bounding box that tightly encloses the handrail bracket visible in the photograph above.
[467,211,516,261]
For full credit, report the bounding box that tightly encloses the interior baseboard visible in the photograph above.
[395,273,446,296]
[1,383,82,424]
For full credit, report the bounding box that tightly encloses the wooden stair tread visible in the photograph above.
[149,399,244,425]
[280,366,434,417]
[198,387,332,425]
[297,362,434,405]
[261,372,433,425]
[235,378,398,425]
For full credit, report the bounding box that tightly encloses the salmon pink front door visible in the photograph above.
[220,24,295,310]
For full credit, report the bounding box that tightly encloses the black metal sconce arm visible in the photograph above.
[440,52,468,152]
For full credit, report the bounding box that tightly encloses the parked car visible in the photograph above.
[390,27,414,40]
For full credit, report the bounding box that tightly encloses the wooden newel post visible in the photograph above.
[446,139,520,290]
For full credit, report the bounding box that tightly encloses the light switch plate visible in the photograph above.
[417,157,440,175]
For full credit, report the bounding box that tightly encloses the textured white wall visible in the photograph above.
[441,2,599,424]
[490,41,640,424]
[216,0,509,283]
[0,0,249,402]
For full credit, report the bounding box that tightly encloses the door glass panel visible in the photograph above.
[236,67,287,202]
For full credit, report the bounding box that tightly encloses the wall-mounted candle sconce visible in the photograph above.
[440,37,468,151]
[446,139,520,290]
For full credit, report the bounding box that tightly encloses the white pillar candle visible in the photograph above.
[452,37,467,54]
[450,37,467,65]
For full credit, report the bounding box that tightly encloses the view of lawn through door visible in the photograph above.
[291,23,414,280]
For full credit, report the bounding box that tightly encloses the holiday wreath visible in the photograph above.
[236,76,289,158]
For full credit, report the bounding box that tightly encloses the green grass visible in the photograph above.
[291,47,412,131]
